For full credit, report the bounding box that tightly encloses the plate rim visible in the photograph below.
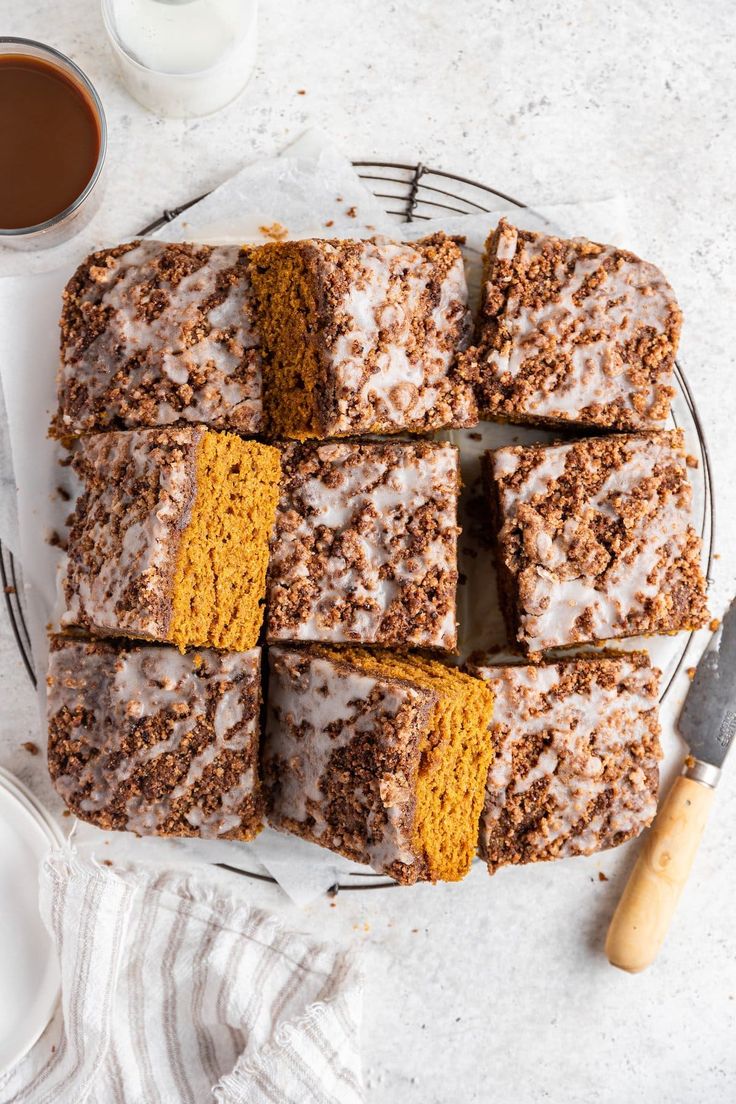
[0,777,61,1076]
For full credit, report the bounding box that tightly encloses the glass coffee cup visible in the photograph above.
[0,38,107,250]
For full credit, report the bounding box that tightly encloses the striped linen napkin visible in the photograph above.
[0,850,363,1104]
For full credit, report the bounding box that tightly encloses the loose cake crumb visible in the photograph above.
[21,741,39,756]
[259,222,288,241]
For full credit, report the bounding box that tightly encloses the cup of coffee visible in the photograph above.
[0,38,107,249]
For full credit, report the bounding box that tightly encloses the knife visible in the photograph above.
[606,598,736,973]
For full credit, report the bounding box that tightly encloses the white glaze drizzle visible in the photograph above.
[268,441,459,649]
[492,434,696,652]
[484,226,679,423]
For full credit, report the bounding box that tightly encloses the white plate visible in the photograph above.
[0,775,61,1076]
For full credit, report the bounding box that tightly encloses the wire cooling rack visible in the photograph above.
[0,162,715,891]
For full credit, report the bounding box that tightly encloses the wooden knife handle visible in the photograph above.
[605,775,715,973]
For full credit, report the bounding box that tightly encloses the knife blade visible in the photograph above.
[678,596,736,782]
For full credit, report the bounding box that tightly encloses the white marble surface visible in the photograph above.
[1,1,735,1101]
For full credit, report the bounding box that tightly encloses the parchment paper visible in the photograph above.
[0,132,703,905]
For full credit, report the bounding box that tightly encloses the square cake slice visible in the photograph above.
[465,653,661,871]
[468,219,682,431]
[485,429,708,655]
[263,646,495,884]
[47,637,263,840]
[250,232,476,438]
[61,426,281,651]
[266,440,460,651]
[55,240,263,436]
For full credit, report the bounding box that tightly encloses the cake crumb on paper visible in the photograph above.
[259,222,288,241]
[46,529,66,549]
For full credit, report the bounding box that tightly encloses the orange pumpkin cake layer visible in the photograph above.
[61,426,281,650]
[263,645,494,884]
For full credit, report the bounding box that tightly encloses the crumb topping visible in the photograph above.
[47,637,263,839]
[56,240,262,436]
[487,430,708,653]
[266,439,460,650]
[471,219,681,430]
[467,654,661,869]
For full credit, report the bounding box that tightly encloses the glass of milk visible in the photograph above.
[100,0,258,117]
